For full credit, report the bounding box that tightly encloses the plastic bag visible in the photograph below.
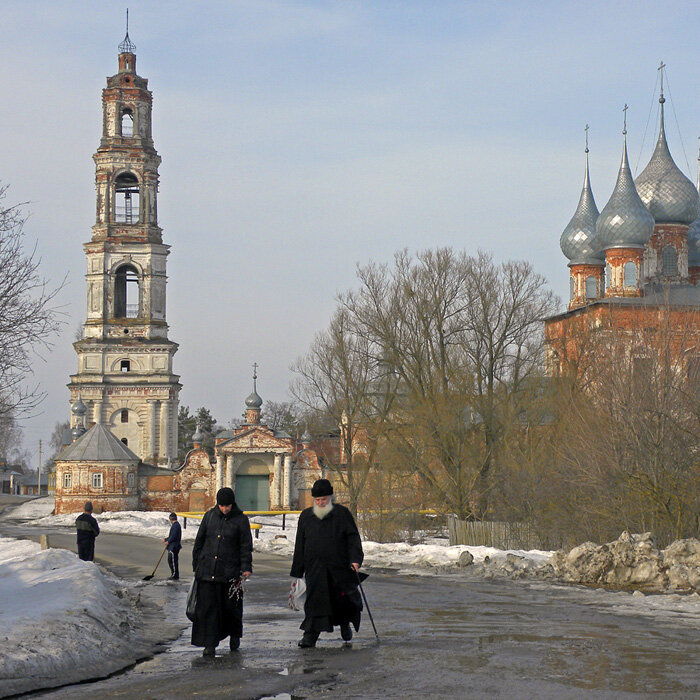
[288,577,306,611]
[186,578,198,621]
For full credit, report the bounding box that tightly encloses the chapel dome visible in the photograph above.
[560,148,603,265]
[635,99,700,225]
[596,132,654,250]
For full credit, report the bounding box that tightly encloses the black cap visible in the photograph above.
[216,487,236,506]
[311,479,333,497]
[84,501,93,512]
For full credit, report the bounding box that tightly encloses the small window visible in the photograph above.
[662,246,677,276]
[569,276,575,300]
[92,473,103,489]
[120,360,130,372]
[121,109,134,137]
[624,261,637,288]
[585,276,597,299]
[121,437,129,446]
[121,409,129,423]
[605,262,612,289]
[63,473,72,489]
[127,472,135,488]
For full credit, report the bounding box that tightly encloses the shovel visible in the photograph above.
[143,544,168,581]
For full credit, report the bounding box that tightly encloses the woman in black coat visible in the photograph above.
[191,487,253,656]
[290,479,364,648]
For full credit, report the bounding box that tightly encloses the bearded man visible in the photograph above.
[290,478,364,648]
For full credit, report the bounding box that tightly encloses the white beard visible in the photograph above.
[312,501,334,520]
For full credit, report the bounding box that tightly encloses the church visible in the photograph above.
[545,67,700,376]
[53,31,322,515]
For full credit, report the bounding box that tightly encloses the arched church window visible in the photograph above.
[114,265,139,318]
[121,437,129,446]
[569,276,575,300]
[662,246,678,276]
[121,408,129,423]
[121,108,134,137]
[605,262,612,289]
[624,261,637,288]
[120,360,131,372]
[114,172,139,224]
[585,276,597,299]
[127,472,135,487]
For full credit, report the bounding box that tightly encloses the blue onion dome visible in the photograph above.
[71,395,87,417]
[596,128,654,250]
[192,423,204,443]
[635,98,699,225]
[245,390,262,409]
[688,215,700,266]
[560,146,603,265]
[301,428,312,444]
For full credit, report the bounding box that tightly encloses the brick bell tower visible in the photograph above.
[68,25,180,466]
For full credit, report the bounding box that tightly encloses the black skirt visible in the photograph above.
[191,580,243,647]
[300,571,361,634]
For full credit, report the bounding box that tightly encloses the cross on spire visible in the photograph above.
[584,123,589,153]
[119,8,136,53]
[658,60,666,101]
[252,362,258,380]
[622,104,628,135]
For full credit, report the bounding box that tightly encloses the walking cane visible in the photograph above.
[353,567,379,641]
[143,543,168,581]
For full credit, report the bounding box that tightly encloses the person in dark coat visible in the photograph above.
[191,487,253,656]
[163,512,182,580]
[290,478,364,648]
[75,501,99,562]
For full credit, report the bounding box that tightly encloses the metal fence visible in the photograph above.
[447,515,540,550]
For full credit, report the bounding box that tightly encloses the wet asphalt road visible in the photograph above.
[2,504,700,699]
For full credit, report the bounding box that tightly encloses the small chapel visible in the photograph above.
[53,30,323,515]
[545,65,700,373]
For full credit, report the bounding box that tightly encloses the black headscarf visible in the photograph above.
[216,487,236,506]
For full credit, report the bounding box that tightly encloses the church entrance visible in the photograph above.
[236,475,269,511]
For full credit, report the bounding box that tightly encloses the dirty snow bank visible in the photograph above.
[2,495,55,520]
[0,537,153,697]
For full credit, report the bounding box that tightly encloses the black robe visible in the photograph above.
[290,504,364,634]
[191,505,252,647]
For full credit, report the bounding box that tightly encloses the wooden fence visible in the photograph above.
[447,515,540,550]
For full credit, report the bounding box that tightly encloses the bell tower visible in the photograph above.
[68,25,180,466]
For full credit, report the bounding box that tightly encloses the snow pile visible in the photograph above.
[0,537,150,696]
[549,532,700,592]
[1,496,55,520]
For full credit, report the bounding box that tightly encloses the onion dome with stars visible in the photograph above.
[560,127,603,265]
[596,107,655,250]
[634,75,700,225]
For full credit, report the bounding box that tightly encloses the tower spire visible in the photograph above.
[118,9,136,54]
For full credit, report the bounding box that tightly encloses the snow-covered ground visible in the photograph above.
[6,498,554,572]
[0,536,152,696]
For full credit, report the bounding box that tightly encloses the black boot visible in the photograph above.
[203,646,215,657]
[229,636,240,651]
[298,631,319,648]
[340,623,353,642]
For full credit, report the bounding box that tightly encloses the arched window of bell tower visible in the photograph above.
[662,246,678,276]
[114,172,139,224]
[624,261,637,288]
[121,108,134,137]
[114,264,140,318]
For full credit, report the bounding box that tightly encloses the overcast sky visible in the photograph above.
[2,1,699,463]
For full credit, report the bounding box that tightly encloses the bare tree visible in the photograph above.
[0,184,63,417]
[340,248,559,518]
[291,307,379,516]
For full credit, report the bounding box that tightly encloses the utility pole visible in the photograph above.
[37,440,42,496]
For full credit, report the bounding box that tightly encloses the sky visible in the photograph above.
[1,1,699,464]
